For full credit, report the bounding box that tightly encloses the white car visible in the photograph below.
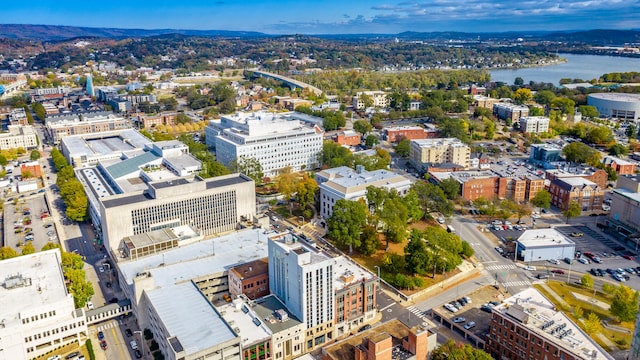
[524,265,537,271]
[578,257,590,264]
[548,259,560,265]
[444,303,458,313]
[130,340,138,350]
[464,321,477,330]
[87,301,94,310]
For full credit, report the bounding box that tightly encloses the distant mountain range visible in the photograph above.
[0,24,639,45]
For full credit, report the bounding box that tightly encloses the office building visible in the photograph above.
[318,166,411,219]
[493,102,529,122]
[529,143,563,167]
[0,249,88,360]
[86,74,94,97]
[334,130,361,146]
[207,111,323,177]
[545,166,608,189]
[409,138,470,171]
[352,91,390,110]
[548,177,604,212]
[322,320,436,360]
[607,174,640,237]
[333,256,377,337]
[268,233,335,351]
[0,125,38,150]
[516,229,575,262]
[486,288,613,360]
[588,93,640,121]
[99,173,256,255]
[383,126,436,143]
[520,116,550,134]
[60,128,152,167]
[46,111,131,144]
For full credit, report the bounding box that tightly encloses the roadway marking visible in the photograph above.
[380,303,395,311]
[406,306,427,317]
[501,281,531,288]
[483,260,499,264]
[486,264,518,271]
[111,325,127,360]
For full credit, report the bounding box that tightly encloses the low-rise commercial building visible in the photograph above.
[384,126,435,143]
[545,166,608,189]
[548,177,604,212]
[334,130,361,146]
[352,91,389,110]
[487,288,613,360]
[602,155,636,175]
[0,249,88,360]
[333,256,377,337]
[45,111,131,144]
[608,174,640,237]
[473,95,499,109]
[529,143,562,168]
[516,228,575,262]
[318,166,411,219]
[0,125,38,150]
[228,258,270,300]
[409,138,470,171]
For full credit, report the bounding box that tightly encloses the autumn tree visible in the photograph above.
[562,201,581,224]
[353,119,372,136]
[580,274,594,289]
[21,243,35,255]
[430,339,493,360]
[275,166,299,215]
[296,174,318,220]
[610,284,640,322]
[0,246,18,259]
[513,88,532,104]
[584,313,603,335]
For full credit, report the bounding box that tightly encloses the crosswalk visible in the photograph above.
[501,280,531,288]
[485,264,518,271]
[95,320,119,332]
[406,306,428,318]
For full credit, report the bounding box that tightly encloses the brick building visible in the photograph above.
[334,130,361,146]
[486,288,613,360]
[602,156,636,175]
[545,166,608,189]
[137,112,177,128]
[473,95,499,109]
[333,257,377,337]
[430,170,544,202]
[548,177,604,212]
[228,257,270,300]
[493,103,529,122]
[384,126,434,143]
[20,162,43,178]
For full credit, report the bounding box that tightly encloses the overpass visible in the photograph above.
[249,70,323,96]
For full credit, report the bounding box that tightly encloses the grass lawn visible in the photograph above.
[534,281,633,350]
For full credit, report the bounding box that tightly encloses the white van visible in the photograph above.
[130,340,138,350]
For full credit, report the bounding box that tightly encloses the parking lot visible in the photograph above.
[4,191,57,251]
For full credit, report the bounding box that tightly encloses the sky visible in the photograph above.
[1,0,639,34]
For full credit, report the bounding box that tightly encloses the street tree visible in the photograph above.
[365,134,379,148]
[531,190,551,210]
[395,137,411,158]
[580,274,594,289]
[562,201,581,224]
[610,284,640,322]
[21,243,35,255]
[30,150,41,161]
[0,246,18,259]
[327,199,367,254]
[439,178,460,200]
[430,339,493,360]
[353,120,372,136]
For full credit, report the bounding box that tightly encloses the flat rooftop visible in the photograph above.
[118,228,269,288]
[517,228,575,248]
[333,256,374,292]
[147,281,238,356]
[217,299,271,347]
[61,129,151,157]
[250,295,303,334]
[320,168,411,196]
[494,288,614,360]
[0,249,69,328]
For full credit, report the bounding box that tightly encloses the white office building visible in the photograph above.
[519,116,550,134]
[0,249,88,360]
[268,233,335,351]
[318,166,412,219]
[352,91,390,109]
[206,111,323,177]
[516,228,575,262]
[0,125,38,150]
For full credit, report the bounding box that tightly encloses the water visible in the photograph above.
[489,53,640,85]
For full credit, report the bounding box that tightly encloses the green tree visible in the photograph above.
[229,156,264,185]
[412,181,453,218]
[276,166,299,215]
[353,120,372,136]
[30,150,41,161]
[531,190,551,210]
[610,284,639,322]
[578,105,599,119]
[379,195,409,246]
[365,134,379,148]
[562,201,581,223]
[534,90,556,107]
[584,313,603,335]
[359,225,380,255]
[21,243,35,255]
[359,93,374,109]
[625,124,637,139]
[320,141,353,168]
[551,97,575,115]
[32,102,46,120]
[562,142,601,166]
[327,199,367,254]
[484,119,495,139]
[439,178,460,200]
[580,274,594,289]
[608,143,628,157]
[0,246,18,259]
[41,242,60,251]
[529,106,544,116]
[430,339,493,360]
[605,166,618,182]
[395,138,411,158]
[602,283,617,295]
[574,305,583,319]
[296,174,318,219]
[404,230,430,275]
[586,126,614,145]
[0,154,6,166]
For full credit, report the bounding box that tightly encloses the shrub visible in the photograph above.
[150,340,159,351]
[144,328,153,340]
[86,339,96,360]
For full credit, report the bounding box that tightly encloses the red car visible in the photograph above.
[551,269,565,274]
[100,340,107,350]
[623,255,634,261]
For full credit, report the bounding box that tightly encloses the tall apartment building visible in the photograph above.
[486,288,613,360]
[548,177,604,212]
[0,125,38,150]
[493,102,529,122]
[519,116,550,134]
[0,249,88,360]
[268,233,335,352]
[317,166,411,219]
[333,256,377,337]
[352,91,390,109]
[409,138,470,171]
[99,173,256,255]
[45,111,130,144]
[608,174,640,236]
[207,111,323,177]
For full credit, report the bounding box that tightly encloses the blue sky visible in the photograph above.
[1,0,638,34]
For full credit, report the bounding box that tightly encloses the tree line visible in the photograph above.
[51,148,89,221]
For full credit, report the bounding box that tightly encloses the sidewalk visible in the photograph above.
[537,282,571,309]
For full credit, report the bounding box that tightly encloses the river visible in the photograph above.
[489,53,640,85]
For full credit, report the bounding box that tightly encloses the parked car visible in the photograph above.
[358,324,372,332]
[453,317,466,323]
[548,259,560,265]
[578,257,590,265]
[125,329,133,337]
[130,340,138,350]
[100,340,107,350]
[65,352,80,359]
[444,303,458,313]
[134,350,142,359]
[623,255,634,261]
[613,273,626,282]
[551,269,565,274]
[571,232,583,237]
[464,321,477,330]
[97,331,104,340]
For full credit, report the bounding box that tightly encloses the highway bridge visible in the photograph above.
[249,70,323,96]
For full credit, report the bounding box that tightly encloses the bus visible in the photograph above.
[447,225,455,234]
